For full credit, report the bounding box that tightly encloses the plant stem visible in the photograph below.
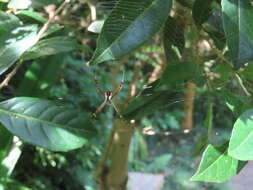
[95,119,135,190]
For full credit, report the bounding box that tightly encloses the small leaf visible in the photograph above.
[228,109,253,160]
[90,0,172,64]
[191,144,238,182]
[221,0,253,67]
[22,36,77,60]
[0,97,97,152]
[88,20,105,34]
[17,10,47,23]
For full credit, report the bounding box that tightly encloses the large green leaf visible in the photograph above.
[221,0,253,67]
[191,144,238,182]
[90,0,172,65]
[0,97,97,152]
[228,109,253,160]
[0,22,38,75]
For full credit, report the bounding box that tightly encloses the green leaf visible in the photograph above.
[16,55,64,97]
[22,37,77,60]
[228,109,253,160]
[90,0,172,65]
[161,61,202,85]
[0,97,97,152]
[0,12,20,35]
[211,63,233,88]
[219,90,249,117]
[123,89,172,120]
[88,20,105,34]
[17,10,47,23]
[191,144,238,182]
[192,0,213,26]
[241,62,253,80]
[0,127,12,164]
[0,24,38,74]
[221,0,253,67]
[163,16,185,62]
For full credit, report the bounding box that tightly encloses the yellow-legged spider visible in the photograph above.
[92,71,124,118]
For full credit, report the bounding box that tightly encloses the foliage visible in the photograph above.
[0,0,253,189]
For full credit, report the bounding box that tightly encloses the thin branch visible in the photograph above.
[36,0,71,40]
[0,61,22,89]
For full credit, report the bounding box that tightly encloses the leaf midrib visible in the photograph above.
[0,107,90,133]
[192,147,228,179]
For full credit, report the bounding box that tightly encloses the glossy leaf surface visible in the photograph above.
[0,13,38,74]
[222,0,253,67]
[90,0,172,64]
[0,97,97,152]
[191,144,238,182]
[229,109,253,160]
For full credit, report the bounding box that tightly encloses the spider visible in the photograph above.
[92,71,124,118]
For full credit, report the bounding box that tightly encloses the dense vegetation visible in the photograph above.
[0,0,253,189]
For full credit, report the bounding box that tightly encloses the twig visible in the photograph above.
[36,0,71,40]
[0,61,22,89]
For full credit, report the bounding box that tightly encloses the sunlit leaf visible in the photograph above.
[0,97,97,152]
[191,144,238,182]
[229,109,253,160]
[221,0,253,67]
[90,0,172,65]
[88,20,105,34]
[0,24,38,75]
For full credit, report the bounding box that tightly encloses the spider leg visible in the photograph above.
[111,100,122,118]
[112,70,124,98]
[92,99,108,118]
